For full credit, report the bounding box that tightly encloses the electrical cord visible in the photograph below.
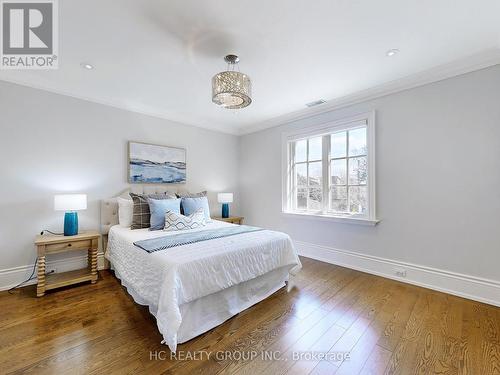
[40,229,63,236]
[10,230,67,294]
[7,258,56,294]
[8,257,38,294]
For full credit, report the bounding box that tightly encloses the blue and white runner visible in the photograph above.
[134,225,264,253]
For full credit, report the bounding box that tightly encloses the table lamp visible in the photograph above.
[54,194,87,236]
[217,193,233,218]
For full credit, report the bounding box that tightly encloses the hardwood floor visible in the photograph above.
[1,257,499,374]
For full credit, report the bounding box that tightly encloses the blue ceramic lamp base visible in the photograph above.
[221,203,230,218]
[64,212,79,236]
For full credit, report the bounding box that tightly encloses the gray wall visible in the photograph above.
[239,65,500,281]
[1,65,499,285]
[0,81,239,270]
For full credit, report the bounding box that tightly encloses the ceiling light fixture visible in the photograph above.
[212,55,252,109]
[81,63,94,70]
[386,49,400,57]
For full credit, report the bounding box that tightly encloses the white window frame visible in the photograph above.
[281,111,378,225]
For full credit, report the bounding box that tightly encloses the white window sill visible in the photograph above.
[282,211,380,226]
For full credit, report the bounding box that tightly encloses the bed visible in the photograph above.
[101,186,301,352]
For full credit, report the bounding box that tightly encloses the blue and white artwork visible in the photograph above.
[129,142,186,184]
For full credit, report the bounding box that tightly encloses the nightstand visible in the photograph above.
[213,216,244,225]
[34,231,100,297]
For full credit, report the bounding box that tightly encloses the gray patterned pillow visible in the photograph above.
[176,191,207,198]
[130,192,177,229]
[164,208,206,232]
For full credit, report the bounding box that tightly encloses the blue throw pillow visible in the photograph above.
[148,198,181,230]
[181,196,211,222]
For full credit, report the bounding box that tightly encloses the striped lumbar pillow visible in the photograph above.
[164,208,206,232]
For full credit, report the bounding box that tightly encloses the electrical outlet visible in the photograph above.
[394,268,407,278]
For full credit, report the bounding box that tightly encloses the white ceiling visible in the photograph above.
[1,0,499,135]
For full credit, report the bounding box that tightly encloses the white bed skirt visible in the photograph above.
[112,265,289,345]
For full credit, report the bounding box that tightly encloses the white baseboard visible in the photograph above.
[0,253,106,291]
[295,241,500,307]
[4,243,499,307]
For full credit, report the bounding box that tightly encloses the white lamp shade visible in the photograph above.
[217,193,233,204]
[54,194,87,211]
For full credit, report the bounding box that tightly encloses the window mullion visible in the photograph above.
[306,140,310,210]
[346,131,350,214]
[290,142,295,210]
[322,135,329,213]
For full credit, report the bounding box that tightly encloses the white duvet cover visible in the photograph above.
[106,221,301,352]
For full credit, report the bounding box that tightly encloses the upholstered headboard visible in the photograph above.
[100,185,188,235]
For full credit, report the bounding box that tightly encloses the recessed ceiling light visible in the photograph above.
[386,49,400,57]
[81,63,94,70]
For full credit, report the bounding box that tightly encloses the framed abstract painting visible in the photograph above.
[128,141,186,184]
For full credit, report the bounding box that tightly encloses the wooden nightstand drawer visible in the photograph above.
[45,239,92,254]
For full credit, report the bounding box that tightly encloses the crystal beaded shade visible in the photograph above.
[212,55,252,109]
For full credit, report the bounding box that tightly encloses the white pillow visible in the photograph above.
[164,209,206,232]
[117,197,133,227]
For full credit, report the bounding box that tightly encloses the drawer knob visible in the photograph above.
[68,243,72,247]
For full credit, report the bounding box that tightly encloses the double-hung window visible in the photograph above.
[283,112,377,224]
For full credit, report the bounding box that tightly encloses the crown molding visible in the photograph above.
[1,49,499,137]
[239,49,500,135]
[0,77,240,136]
